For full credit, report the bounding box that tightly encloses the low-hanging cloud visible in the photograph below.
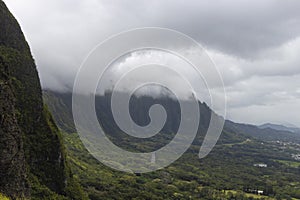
[4,0,300,126]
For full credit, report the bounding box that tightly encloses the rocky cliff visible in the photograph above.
[0,1,85,199]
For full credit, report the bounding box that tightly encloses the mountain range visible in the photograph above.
[1,0,300,199]
[43,90,300,199]
[259,123,300,134]
[43,90,300,146]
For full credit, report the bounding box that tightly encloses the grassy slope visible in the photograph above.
[63,132,300,200]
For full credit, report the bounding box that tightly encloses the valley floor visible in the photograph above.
[63,132,300,200]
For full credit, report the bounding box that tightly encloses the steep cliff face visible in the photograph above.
[0,1,84,199]
[0,57,28,198]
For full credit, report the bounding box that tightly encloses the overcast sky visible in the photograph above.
[4,0,300,127]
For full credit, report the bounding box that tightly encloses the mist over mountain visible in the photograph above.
[4,0,300,128]
[1,0,300,199]
[43,90,300,147]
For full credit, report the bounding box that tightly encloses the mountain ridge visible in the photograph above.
[259,123,300,134]
[43,89,300,145]
[43,89,300,199]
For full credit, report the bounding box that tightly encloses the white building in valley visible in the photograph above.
[254,163,267,168]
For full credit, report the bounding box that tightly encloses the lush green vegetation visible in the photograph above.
[2,0,300,197]
[42,90,300,199]
[0,193,9,200]
[62,132,300,200]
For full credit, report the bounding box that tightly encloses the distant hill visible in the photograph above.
[225,121,300,143]
[259,123,300,134]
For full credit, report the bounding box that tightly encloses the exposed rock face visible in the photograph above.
[0,1,84,199]
[0,61,28,198]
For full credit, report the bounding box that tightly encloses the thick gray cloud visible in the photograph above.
[3,0,300,126]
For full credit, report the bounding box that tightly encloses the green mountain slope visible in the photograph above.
[0,1,86,199]
[44,90,300,199]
